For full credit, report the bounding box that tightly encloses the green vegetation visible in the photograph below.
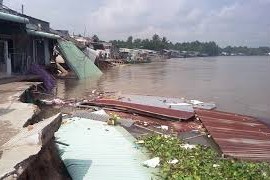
[142,135,270,180]
[222,46,270,56]
[110,34,270,56]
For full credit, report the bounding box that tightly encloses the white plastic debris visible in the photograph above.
[161,125,169,131]
[53,98,65,105]
[41,98,65,105]
[40,99,53,105]
[168,159,179,164]
[190,100,204,105]
[180,144,196,150]
[213,164,220,168]
[143,157,160,168]
[163,135,170,138]
[135,140,145,144]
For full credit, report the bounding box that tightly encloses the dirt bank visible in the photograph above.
[19,140,71,180]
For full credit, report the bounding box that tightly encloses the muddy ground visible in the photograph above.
[19,140,71,180]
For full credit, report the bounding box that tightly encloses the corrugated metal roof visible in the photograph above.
[55,117,155,180]
[117,95,216,111]
[196,109,270,162]
[0,11,29,24]
[27,29,60,39]
[57,40,102,79]
[119,94,194,112]
[86,99,194,121]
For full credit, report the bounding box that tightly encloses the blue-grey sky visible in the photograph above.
[4,0,270,47]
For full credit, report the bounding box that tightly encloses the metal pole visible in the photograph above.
[21,4,24,14]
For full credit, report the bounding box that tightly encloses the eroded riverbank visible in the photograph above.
[53,56,270,125]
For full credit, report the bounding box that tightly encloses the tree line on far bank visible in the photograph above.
[110,34,270,56]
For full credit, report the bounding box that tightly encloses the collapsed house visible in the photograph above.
[119,48,153,63]
[0,4,59,77]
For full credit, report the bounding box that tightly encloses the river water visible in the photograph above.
[56,56,270,124]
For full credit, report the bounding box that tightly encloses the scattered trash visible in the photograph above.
[163,135,170,138]
[190,100,203,105]
[213,164,220,168]
[143,122,149,127]
[180,144,196,150]
[107,113,120,125]
[135,140,145,144]
[143,157,160,168]
[168,159,179,164]
[161,125,169,131]
[41,98,65,105]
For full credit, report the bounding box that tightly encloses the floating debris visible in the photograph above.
[168,159,179,164]
[57,40,102,79]
[142,157,160,168]
[180,144,197,150]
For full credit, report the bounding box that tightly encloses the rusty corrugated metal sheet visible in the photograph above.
[106,110,201,133]
[86,99,194,121]
[196,109,270,161]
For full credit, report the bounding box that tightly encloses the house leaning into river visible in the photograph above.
[0,3,59,77]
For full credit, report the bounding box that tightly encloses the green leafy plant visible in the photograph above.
[143,135,270,180]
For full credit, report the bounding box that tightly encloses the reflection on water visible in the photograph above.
[56,56,270,124]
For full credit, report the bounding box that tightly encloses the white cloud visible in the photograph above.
[3,0,270,46]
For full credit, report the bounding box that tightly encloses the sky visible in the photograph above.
[4,0,270,47]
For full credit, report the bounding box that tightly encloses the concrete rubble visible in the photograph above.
[0,82,40,146]
[0,82,63,179]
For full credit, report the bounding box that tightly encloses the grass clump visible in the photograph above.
[143,135,270,180]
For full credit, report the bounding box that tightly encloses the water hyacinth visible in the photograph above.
[143,135,270,179]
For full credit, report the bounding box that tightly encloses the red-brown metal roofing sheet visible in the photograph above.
[87,99,194,121]
[196,109,270,161]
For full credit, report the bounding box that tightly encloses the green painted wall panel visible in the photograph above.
[57,40,102,79]
[55,117,155,180]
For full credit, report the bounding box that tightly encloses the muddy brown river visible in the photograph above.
[55,56,270,124]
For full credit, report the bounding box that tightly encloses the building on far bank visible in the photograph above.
[0,3,60,77]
